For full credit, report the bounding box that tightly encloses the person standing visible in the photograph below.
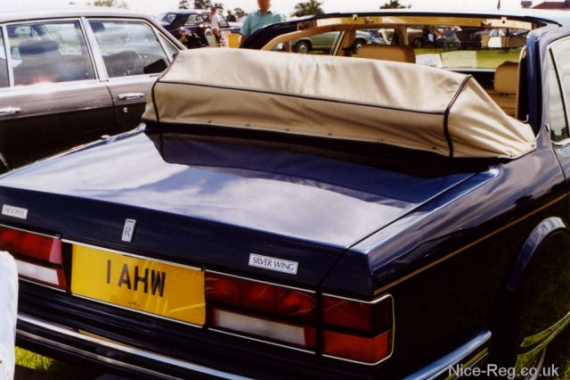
[239,0,286,46]
[226,9,237,22]
[210,7,223,44]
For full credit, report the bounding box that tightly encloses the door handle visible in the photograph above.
[0,107,21,116]
[117,93,145,101]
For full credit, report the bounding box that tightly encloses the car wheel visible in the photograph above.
[352,39,366,54]
[494,230,570,379]
[294,41,310,54]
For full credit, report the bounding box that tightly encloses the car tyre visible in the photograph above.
[294,40,311,54]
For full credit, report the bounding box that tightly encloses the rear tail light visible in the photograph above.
[322,294,393,364]
[0,226,66,290]
[206,272,317,350]
[205,271,394,364]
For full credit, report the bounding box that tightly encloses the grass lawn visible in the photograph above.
[15,347,99,379]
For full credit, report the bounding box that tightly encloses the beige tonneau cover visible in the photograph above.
[143,48,536,159]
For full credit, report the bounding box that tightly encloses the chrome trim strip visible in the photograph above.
[206,269,316,294]
[18,314,254,380]
[321,292,392,304]
[403,331,491,380]
[445,349,488,380]
[18,277,67,293]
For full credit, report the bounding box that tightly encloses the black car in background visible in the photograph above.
[0,9,184,171]
[158,10,238,48]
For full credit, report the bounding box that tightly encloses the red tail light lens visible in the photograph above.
[0,226,66,289]
[322,294,394,364]
[206,272,316,320]
[0,227,62,263]
[323,330,391,364]
[205,272,317,349]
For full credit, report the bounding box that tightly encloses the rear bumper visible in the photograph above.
[404,331,491,380]
[18,310,492,380]
[18,314,240,380]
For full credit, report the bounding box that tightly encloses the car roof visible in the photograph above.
[0,8,156,24]
[158,9,210,16]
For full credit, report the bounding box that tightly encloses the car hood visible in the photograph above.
[0,132,476,247]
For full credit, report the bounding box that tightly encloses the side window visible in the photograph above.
[185,15,199,26]
[550,39,570,142]
[0,28,8,88]
[9,21,95,86]
[90,20,170,77]
[159,34,179,60]
[547,54,568,141]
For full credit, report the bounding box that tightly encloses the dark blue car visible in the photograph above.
[3,10,570,380]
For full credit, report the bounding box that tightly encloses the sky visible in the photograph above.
[0,0,550,17]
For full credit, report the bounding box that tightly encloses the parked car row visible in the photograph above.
[158,9,240,48]
[2,7,570,380]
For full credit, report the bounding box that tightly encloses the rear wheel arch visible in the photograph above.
[491,216,570,375]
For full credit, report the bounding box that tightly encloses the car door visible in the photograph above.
[86,18,178,131]
[0,19,113,170]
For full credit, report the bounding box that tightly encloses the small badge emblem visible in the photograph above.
[1,205,28,220]
[249,253,299,275]
[122,219,137,242]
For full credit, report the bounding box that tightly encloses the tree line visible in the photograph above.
[88,0,410,16]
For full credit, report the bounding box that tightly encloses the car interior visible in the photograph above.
[260,15,534,121]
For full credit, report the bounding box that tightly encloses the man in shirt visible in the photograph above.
[210,7,223,44]
[240,0,286,46]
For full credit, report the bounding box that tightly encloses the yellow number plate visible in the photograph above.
[71,244,205,326]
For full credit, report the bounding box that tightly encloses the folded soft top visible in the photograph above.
[143,48,536,159]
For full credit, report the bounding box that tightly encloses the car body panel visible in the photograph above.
[0,131,476,251]
[0,80,113,166]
